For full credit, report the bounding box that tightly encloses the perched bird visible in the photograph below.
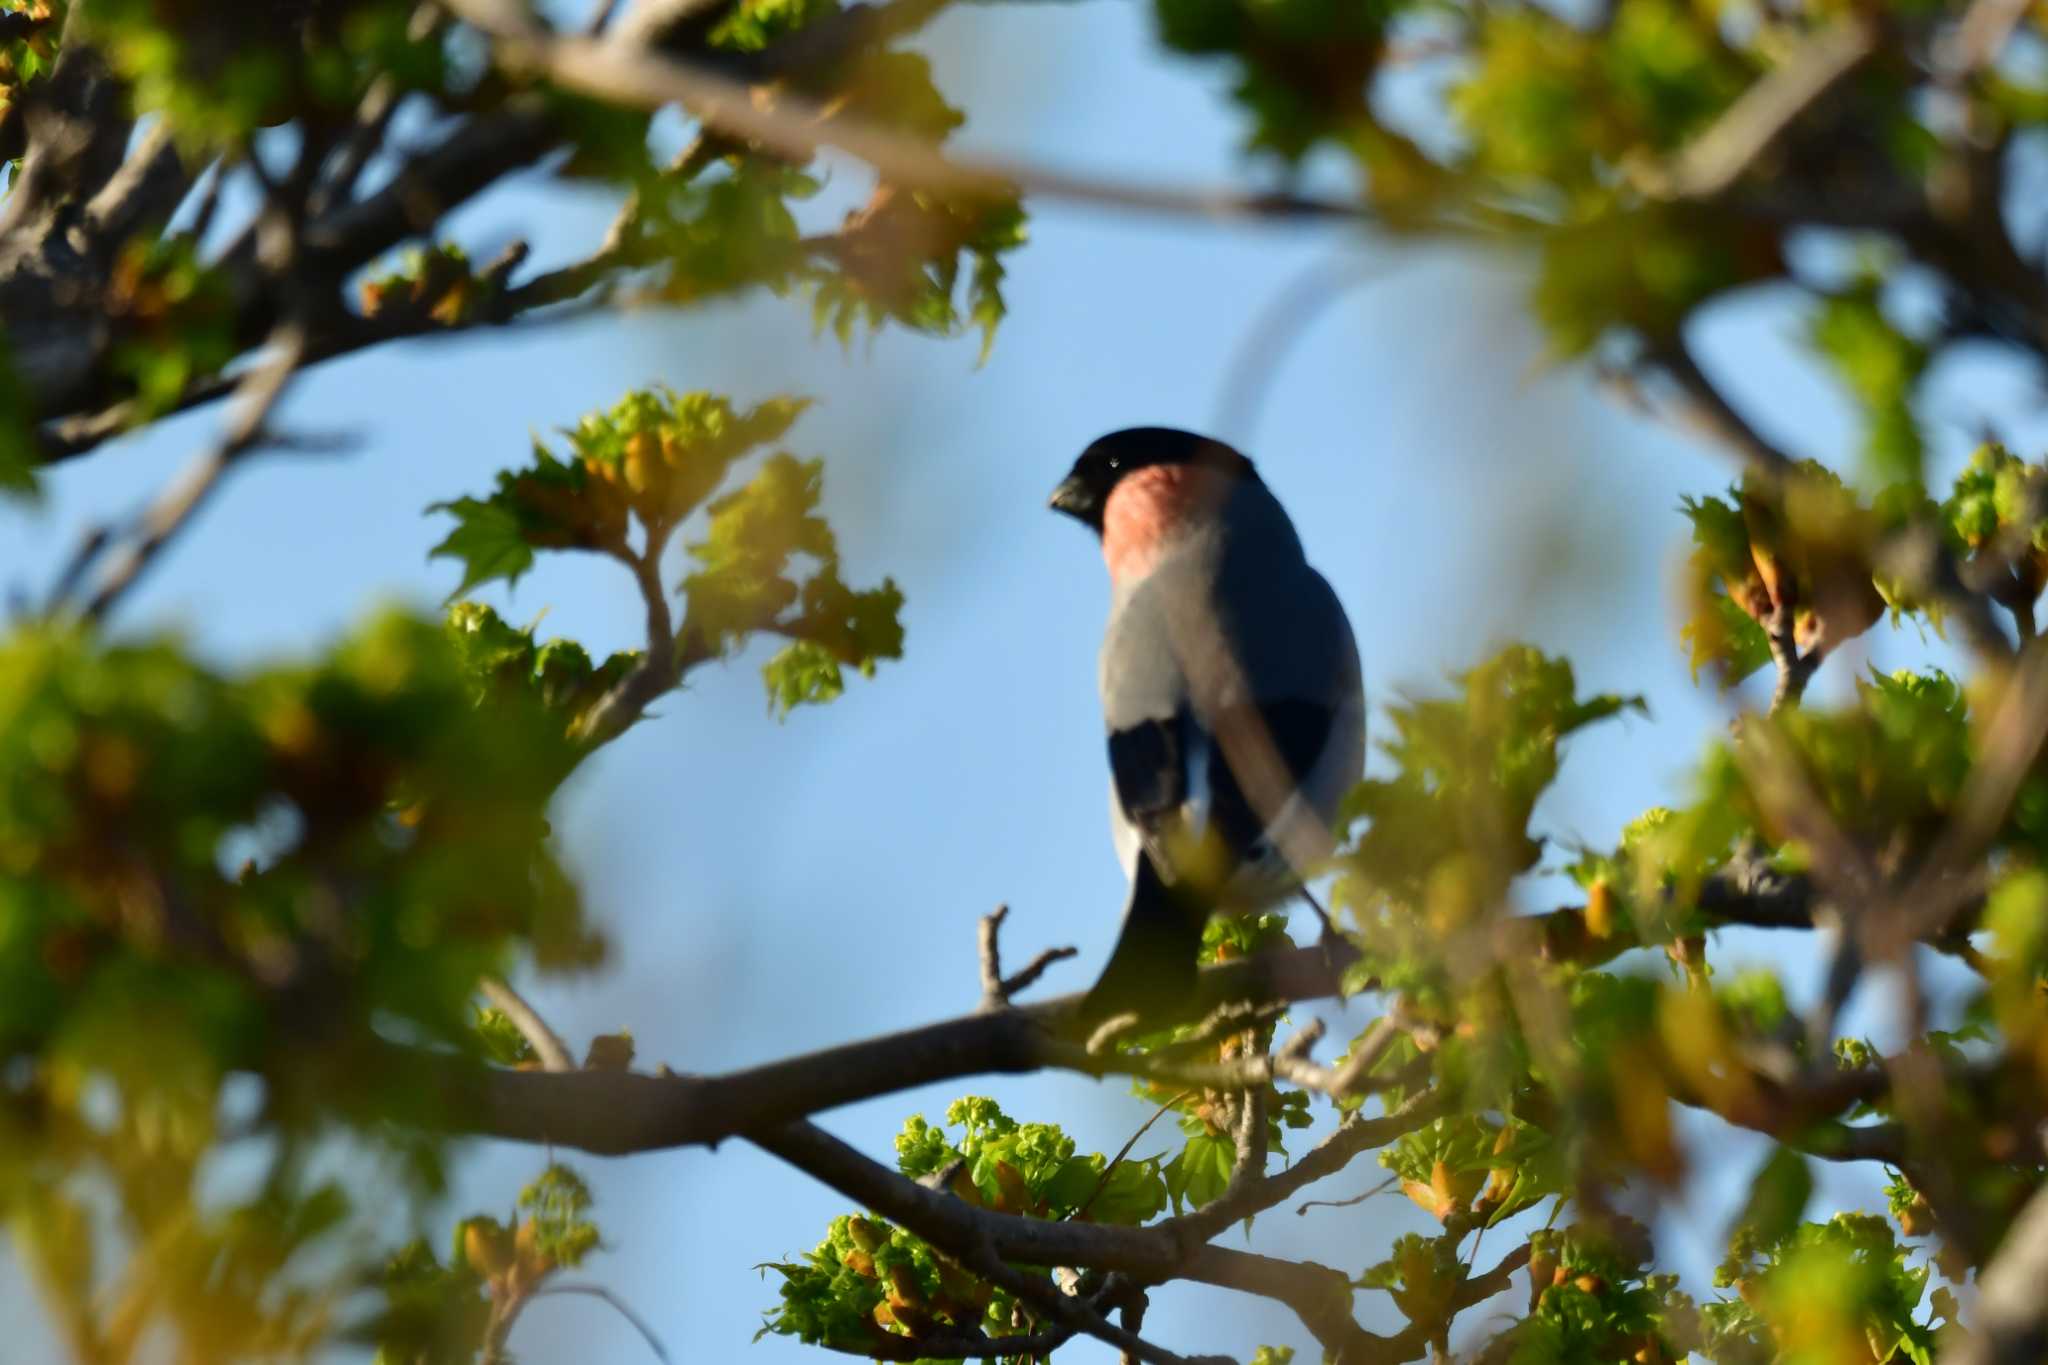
[1049,427,1365,1026]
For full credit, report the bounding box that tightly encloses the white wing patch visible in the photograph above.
[1180,726,1213,844]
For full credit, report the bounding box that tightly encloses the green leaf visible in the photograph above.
[1811,284,1928,487]
[472,1005,538,1067]
[762,639,847,715]
[1731,1147,1813,1255]
[428,499,537,598]
[518,1164,601,1269]
[1164,1131,1236,1212]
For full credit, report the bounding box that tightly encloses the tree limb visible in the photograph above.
[396,939,1362,1154]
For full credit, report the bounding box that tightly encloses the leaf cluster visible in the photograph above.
[0,611,601,1362]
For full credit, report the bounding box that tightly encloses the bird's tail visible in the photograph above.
[1077,855,1209,1033]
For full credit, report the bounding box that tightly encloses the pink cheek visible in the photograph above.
[1100,468,1202,582]
[1100,501,1159,583]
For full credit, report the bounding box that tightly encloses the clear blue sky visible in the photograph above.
[0,1,2027,1359]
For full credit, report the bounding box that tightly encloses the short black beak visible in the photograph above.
[1047,474,1096,523]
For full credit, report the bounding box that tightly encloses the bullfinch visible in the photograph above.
[1049,427,1365,1026]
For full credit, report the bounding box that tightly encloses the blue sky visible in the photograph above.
[1,1,2034,1360]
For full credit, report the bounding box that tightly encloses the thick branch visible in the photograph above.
[399,940,1361,1155]
[1942,1180,2048,1365]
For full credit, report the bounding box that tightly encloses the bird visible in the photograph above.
[1048,426,1365,1029]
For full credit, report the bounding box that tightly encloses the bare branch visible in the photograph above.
[529,1283,674,1363]
[1295,1172,1398,1217]
[1940,1180,2048,1365]
[978,904,1080,1008]
[571,522,689,746]
[446,0,1371,224]
[1943,0,2034,79]
[394,940,1365,1155]
[1764,601,1819,714]
[74,327,307,623]
[1644,337,1798,479]
[1634,19,1876,200]
[1891,636,2048,946]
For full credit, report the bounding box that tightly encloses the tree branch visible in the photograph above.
[444,0,1370,224]
[70,326,307,623]
[397,939,1362,1154]
[979,904,1080,1009]
[1634,19,1877,201]
[1941,1179,2048,1365]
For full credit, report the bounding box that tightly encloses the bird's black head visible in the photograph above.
[1047,427,1254,532]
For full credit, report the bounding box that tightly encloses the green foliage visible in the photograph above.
[760,1209,1016,1356]
[431,387,903,718]
[1946,443,2047,552]
[709,0,840,54]
[767,1097,1167,1356]
[106,236,237,419]
[359,244,490,327]
[0,330,42,498]
[628,148,1030,356]
[682,450,905,716]
[1675,464,1917,685]
[447,602,639,720]
[809,190,1028,361]
[0,610,602,1363]
[1509,1222,1700,1363]
[1340,644,1641,911]
[429,442,621,595]
[471,1004,538,1068]
[19,0,2048,1359]
[1707,1214,1938,1365]
[1811,283,1929,486]
[87,0,441,145]
[364,1239,489,1365]
[1377,1115,1500,1222]
[0,4,60,115]
[1358,1230,1470,1328]
[894,1095,1167,1224]
[516,1163,600,1269]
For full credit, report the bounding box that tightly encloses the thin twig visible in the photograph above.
[77,328,307,623]
[1070,1091,1194,1223]
[1764,603,1818,713]
[315,76,405,215]
[1648,337,1798,479]
[979,905,1079,1008]
[530,1283,673,1363]
[966,1235,1232,1365]
[571,524,684,746]
[1296,1172,1398,1216]
[178,153,237,251]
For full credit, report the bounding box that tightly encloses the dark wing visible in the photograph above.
[1203,697,1345,864]
[1107,712,1187,838]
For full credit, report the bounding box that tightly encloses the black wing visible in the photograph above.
[1107,699,1339,863]
[1203,697,1341,862]
[1106,713,1186,834]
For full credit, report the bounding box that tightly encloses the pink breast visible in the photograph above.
[1101,465,1226,582]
